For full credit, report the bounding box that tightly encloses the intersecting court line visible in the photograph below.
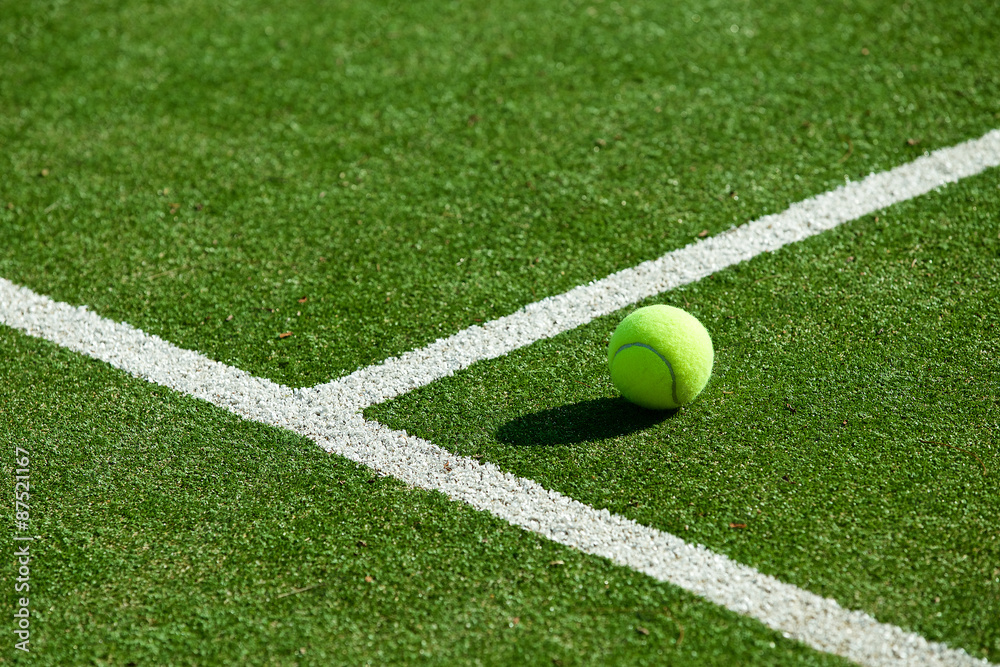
[3,129,998,667]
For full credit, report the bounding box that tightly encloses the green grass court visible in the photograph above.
[2,0,998,664]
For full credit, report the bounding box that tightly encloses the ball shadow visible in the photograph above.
[496,397,676,447]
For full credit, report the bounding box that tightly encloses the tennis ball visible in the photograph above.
[607,305,714,410]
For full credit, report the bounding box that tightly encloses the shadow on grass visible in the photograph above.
[496,397,675,447]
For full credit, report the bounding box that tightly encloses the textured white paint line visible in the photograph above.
[313,128,1000,412]
[0,280,289,414]
[4,129,999,666]
[0,278,989,666]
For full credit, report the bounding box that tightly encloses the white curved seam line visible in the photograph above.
[610,341,680,406]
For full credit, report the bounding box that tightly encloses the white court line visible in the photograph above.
[313,128,1000,412]
[3,129,999,666]
[0,280,989,667]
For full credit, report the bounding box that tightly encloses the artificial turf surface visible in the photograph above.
[3,0,999,664]
[2,0,999,386]
[0,326,850,666]
[367,170,1000,661]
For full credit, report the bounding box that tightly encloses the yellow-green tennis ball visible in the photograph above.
[608,305,714,410]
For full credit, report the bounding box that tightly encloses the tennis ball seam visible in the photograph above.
[610,342,679,406]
